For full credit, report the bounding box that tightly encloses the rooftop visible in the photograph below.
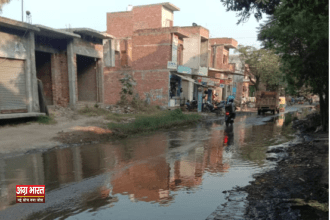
[59,28,114,39]
[0,16,39,32]
[35,25,81,39]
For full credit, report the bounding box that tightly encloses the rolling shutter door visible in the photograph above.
[0,58,27,113]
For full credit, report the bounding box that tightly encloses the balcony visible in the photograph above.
[209,38,238,49]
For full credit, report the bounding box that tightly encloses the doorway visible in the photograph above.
[36,51,53,105]
[76,55,98,102]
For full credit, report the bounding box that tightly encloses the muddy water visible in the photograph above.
[0,112,301,220]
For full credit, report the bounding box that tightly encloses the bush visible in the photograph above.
[36,115,57,125]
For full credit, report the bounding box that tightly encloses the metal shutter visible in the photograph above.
[0,58,27,113]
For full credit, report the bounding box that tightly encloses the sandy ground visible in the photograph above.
[0,108,112,155]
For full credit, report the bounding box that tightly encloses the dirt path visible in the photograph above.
[0,108,112,155]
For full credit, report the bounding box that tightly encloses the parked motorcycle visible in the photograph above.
[202,101,215,113]
[203,101,226,115]
[186,100,198,111]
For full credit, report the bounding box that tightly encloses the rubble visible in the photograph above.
[208,111,328,220]
[106,105,136,114]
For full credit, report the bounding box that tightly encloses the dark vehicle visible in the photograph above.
[203,101,226,115]
[225,102,236,126]
[202,101,215,112]
[186,99,198,111]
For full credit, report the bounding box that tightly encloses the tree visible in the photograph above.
[221,0,329,131]
[258,0,328,131]
[235,45,284,91]
[220,0,280,24]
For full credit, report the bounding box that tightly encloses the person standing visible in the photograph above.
[241,95,247,111]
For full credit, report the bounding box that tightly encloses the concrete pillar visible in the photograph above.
[25,38,32,112]
[26,31,39,112]
[97,59,104,103]
[67,40,77,109]
[188,81,193,101]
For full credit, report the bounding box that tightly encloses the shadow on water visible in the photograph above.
[0,111,307,220]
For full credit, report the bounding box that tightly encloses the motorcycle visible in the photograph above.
[186,100,198,111]
[203,101,226,115]
[225,104,236,126]
[202,101,215,113]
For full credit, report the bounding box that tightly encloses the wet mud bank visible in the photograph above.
[208,112,329,220]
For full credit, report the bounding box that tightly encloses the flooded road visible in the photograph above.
[0,109,305,220]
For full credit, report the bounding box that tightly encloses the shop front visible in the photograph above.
[168,65,194,107]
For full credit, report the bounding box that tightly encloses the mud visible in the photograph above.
[208,113,329,220]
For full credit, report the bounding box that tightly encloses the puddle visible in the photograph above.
[0,111,306,220]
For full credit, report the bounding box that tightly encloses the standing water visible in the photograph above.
[0,111,300,220]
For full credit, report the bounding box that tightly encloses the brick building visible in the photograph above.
[106,3,230,107]
[105,2,194,107]
[207,38,237,102]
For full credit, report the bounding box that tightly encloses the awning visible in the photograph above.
[173,73,195,82]
[194,82,208,87]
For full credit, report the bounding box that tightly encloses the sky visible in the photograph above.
[1,0,266,52]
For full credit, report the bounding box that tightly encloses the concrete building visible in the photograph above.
[0,17,44,119]
[180,26,210,102]
[0,16,115,119]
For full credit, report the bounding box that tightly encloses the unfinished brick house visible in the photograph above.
[0,16,115,120]
[105,3,199,107]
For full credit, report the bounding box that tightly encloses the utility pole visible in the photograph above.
[21,0,23,22]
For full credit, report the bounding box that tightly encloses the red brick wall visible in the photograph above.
[107,12,133,38]
[200,27,209,39]
[51,53,70,107]
[103,69,126,105]
[216,46,223,69]
[133,70,169,106]
[132,33,171,70]
[103,70,169,106]
[133,5,162,31]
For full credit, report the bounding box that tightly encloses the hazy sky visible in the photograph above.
[1,0,266,50]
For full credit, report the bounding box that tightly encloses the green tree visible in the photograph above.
[221,0,329,131]
[258,0,328,131]
[235,45,284,91]
[220,0,280,24]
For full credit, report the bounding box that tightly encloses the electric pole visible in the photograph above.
[22,0,23,22]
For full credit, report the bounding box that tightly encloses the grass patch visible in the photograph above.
[36,115,57,125]
[108,109,201,135]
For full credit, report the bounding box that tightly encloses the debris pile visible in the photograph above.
[292,112,321,132]
[106,105,136,114]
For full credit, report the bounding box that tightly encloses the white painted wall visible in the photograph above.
[162,7,173,27]
[183,35,200,69]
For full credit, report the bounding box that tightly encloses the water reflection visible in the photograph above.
[0,112,297,219]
